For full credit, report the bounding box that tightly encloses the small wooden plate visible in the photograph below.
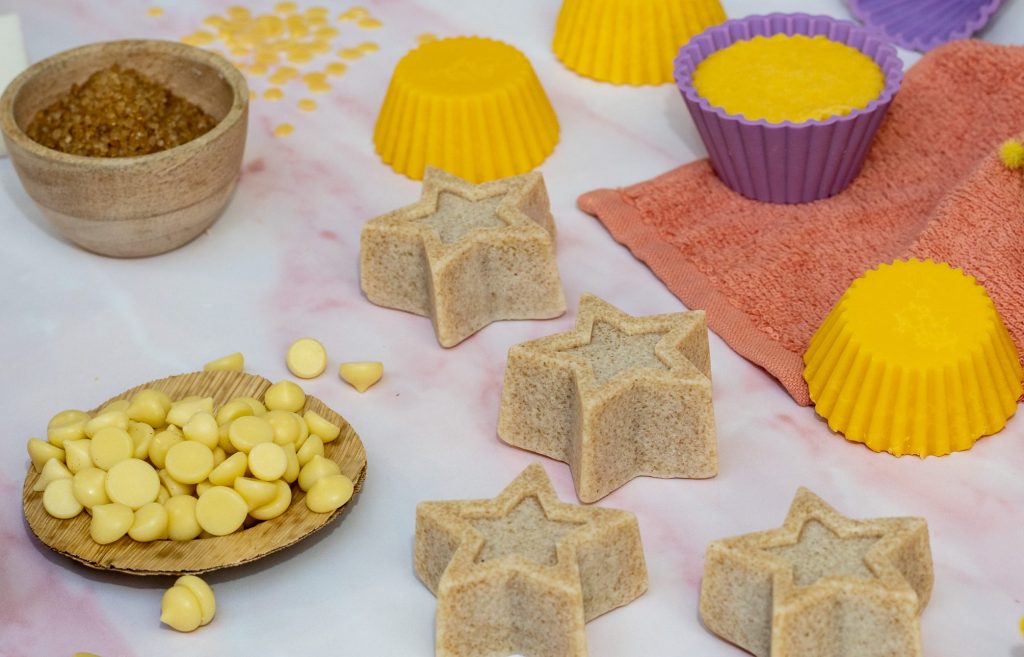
[22,371,367,576]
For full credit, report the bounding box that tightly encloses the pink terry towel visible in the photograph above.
[578,40,1024,406]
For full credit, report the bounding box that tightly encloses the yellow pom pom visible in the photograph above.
[999,139,1024,170]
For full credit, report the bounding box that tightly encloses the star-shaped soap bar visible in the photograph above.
[498,294,717,502]
[700,488,934,657]
[360,167,566,347]
[414,463,647,657]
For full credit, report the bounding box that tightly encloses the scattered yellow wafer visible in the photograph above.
[162,575,215,632]
[286,337,328,379]
[339,362,383,392]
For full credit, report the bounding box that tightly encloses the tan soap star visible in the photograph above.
[700,488,934,657]
[498,294,717,502]
[360,167,566,347]
[414,463,648,657]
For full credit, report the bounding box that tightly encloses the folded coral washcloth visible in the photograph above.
[578,40,1024,405]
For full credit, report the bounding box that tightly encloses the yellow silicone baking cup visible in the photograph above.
[552,0,726,85]
[804,259,1022,457]
[373,36,559,182]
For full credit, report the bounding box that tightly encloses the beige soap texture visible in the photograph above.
[700,487,934,657]
[498,293,717,502]
[415,463,647,657]
[360,166,566,347]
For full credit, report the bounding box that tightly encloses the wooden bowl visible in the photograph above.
[0,40,248,258]
[22,371,367,576]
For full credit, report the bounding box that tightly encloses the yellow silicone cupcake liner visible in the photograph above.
[552,0,726,85]
[804,259,1022,457]
[373,36,559,182]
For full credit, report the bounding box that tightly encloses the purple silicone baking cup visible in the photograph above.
[847,0,1004,52]
[673,14,904,204]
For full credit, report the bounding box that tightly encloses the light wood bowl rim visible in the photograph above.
[22,371,368,576]
[0,39,249,168]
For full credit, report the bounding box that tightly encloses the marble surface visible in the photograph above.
[2,1,1023,656]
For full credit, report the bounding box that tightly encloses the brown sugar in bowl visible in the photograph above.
[0,40,248,258]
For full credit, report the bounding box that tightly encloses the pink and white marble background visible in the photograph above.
[1,1,1023,655]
